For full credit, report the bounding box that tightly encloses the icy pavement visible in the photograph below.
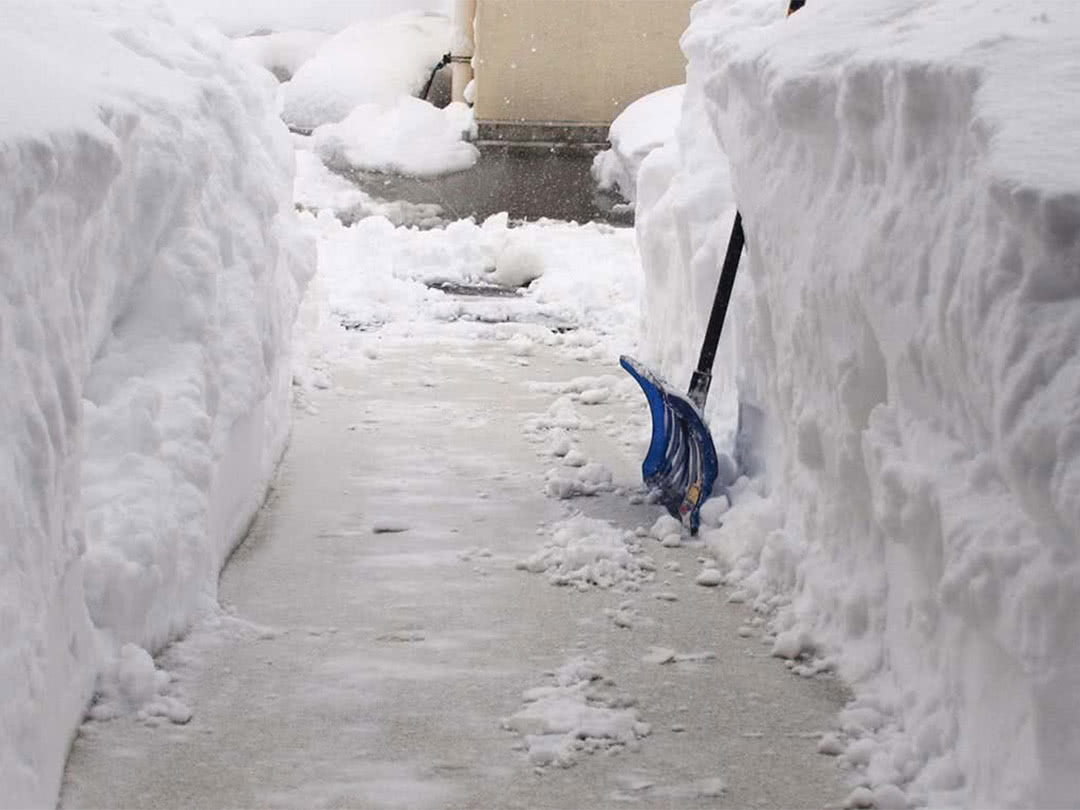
[61,327,847,809]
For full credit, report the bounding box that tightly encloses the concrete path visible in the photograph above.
[60,329,848,809]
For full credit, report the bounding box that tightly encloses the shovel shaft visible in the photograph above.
[688,211,745,410]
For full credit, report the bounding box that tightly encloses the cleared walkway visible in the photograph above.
[61,331,848,809]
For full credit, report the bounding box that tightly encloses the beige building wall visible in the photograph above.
[473,0,691,127]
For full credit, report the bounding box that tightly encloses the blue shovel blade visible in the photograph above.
[620,356,719,533]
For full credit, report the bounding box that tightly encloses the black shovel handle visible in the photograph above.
[687,211,744,409]
[685,0,806,411]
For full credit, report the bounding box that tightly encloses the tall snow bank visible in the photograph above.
[281,11,450,131]
[0,2,313,806]
[637,0,1080,805]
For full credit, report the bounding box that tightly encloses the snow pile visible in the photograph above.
[281,11,449,130]
[592,85,685,203]
[637,0,1080,805]
[313,98,477,177]
[516,514,655,590]
[167,0,449,37]
[502,656,651,768]
[87,644,191,726]
[0,2,311,805]
[490,229,546,288]
[233,30,329,81]
[543,463,616,500]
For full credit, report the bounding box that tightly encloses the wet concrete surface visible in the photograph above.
[343,143,634,226]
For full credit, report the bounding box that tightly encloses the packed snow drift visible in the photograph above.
[634,0,1080,806]
[592,85,685,204]
[313,98,477,177]
[280,11,450,131]
[0,2,312,806]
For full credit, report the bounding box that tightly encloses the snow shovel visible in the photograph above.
[620,211,745,534]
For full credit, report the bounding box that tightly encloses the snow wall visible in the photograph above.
[637,0,1080,806]
[0,2,313,806]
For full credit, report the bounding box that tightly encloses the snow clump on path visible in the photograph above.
[517,515,655,591]
[502,656,651,768]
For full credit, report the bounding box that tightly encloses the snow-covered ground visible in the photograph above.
[0,2,311,806]
[632,0,1080,806]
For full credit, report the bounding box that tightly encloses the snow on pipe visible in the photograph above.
[451,0,477,103]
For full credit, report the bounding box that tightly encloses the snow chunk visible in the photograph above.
[771,629,815,661]
[89,644,190,726]
[649,515,682,540]
[694,568,724,587]
[517,514,655,590]
[502,656,649,768]
[844,787,875,809]
[544,463,615,499]
[818,733,846,756]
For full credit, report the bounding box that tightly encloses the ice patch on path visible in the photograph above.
[313,98,478,178]
[502,656,650,768]
[517,515,655,591]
